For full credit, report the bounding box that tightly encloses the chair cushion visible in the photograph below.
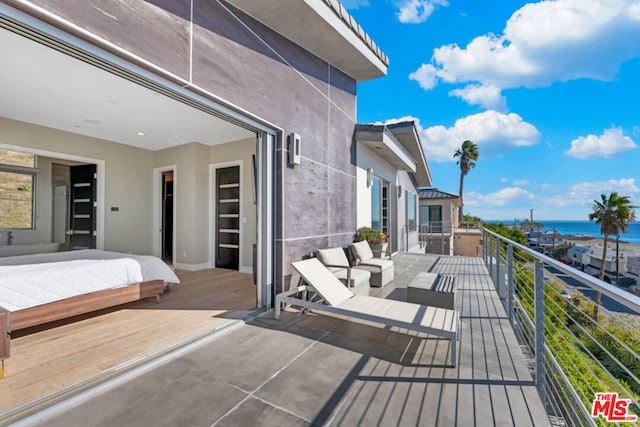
[333,268,371,288]
[316,248,350,270]
[359,257,393,271]
[350,240,374,263]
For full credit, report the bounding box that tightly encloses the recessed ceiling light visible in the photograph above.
[137,132,145,136]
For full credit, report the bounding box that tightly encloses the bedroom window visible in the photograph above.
[0,149,37,229]
[406,190,416,232]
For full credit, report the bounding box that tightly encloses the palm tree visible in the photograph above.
[588,192,637,320]
[454,140,479,223]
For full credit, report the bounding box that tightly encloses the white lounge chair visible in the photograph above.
[349,240,394,287]
[276,258,459,367]
[315,247,371,295]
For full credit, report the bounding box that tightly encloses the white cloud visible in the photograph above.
[462,178,640,220]
[569,178,640,198]
[449,84,507,111]
[466,187,533,207]
[412,0,640,106]
[396,0,448,24]
[513,179,531,186]
[500,177,509,183]
[565,127,638,159]
[418,110,540,161]
[409,64,439,90]
[381,115,420,127]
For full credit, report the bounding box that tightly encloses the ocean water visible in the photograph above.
[490,220,640,244]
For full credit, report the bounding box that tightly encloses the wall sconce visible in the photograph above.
[398,185,403,197]
[366,168,374,187]
[288,132,301,166]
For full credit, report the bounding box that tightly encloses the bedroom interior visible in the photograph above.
[0,6,267,395]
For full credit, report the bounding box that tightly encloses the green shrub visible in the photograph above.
[354,227,387,244]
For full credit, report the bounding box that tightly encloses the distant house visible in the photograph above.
[625,256,640,279]
[567,245,588,269]
[418,188,460,232]
[416,188,480,256]
[583,246,634,280]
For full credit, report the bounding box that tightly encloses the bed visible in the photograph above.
[0,250,180,377]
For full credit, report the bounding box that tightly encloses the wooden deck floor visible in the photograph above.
[0,268,257,414]
[333,253,548,425]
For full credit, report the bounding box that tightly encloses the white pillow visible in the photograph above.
[316,247,349,268]
[350,240,374,262]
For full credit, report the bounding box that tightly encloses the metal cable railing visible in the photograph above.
[483,228,640,426]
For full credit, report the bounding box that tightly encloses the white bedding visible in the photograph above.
[0,258,143,312]
[0,249,180,284]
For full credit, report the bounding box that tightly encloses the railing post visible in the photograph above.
[489,234,495,283]
[534,261,546,407]
[485,230,490,265]
[496,237,501,295]
[507,244,514,324]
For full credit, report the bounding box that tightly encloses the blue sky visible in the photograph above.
[344,0,640,221]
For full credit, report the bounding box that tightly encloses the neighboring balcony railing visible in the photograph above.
[419,221,482,254]
[483,228,640,426]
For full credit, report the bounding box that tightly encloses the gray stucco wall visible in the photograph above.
[11,0,359,292]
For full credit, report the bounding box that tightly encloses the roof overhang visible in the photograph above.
[355,125,416,172]
[385,122,432,187]
[226,0,388,82]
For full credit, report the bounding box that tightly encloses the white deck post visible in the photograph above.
[507,244,514,324]
[534,261,546,407]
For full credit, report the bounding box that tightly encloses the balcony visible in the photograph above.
[3,252,550,425]
[4,236,635,425]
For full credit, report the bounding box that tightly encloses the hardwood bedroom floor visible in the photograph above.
[0,268,257,413]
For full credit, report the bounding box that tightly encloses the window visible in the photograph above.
[406,191,416,231]
[429,205,443,232]
[0,149,37,229]
[370,176,389,233]
[371,176,381,230]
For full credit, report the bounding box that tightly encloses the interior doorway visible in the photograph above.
[214,165,240,270]
[161,171,174,263]
[51,160,98,251]
[153,165,176,266]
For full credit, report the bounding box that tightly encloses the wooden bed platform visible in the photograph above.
[0,280,163,378]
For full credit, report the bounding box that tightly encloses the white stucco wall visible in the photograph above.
[356,143,420,252]
[356,144,397,229]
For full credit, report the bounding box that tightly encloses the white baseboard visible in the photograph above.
[239,266,253,274]
[173,262,210,271]
[174,263,254,274]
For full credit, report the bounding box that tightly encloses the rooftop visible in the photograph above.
[418,188,460,200]
[355,122,432,187]
[227,0,388,81]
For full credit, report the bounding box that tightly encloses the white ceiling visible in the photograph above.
[0,28,254,151]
